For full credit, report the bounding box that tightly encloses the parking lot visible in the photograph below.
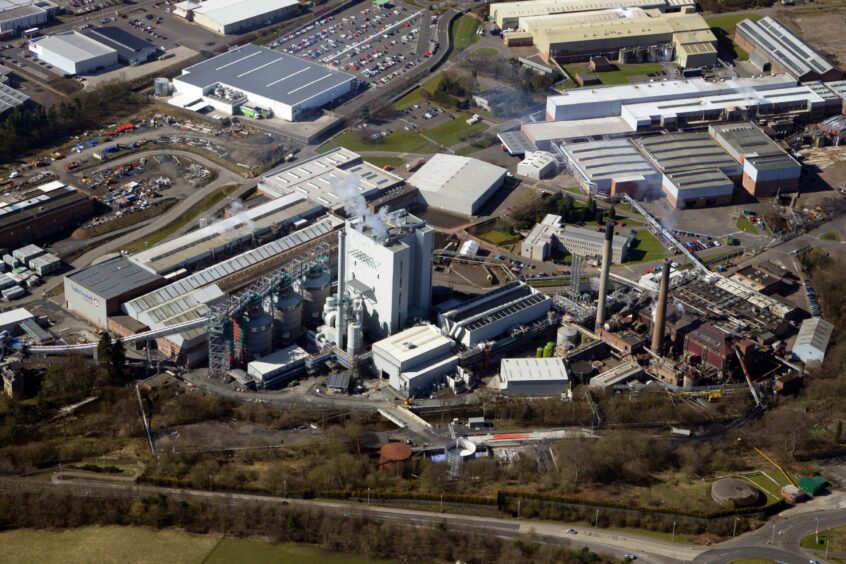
[268,2,439,89]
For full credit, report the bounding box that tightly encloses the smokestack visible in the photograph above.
[651,258,671,356]
[337,228,346,350]
[594,221,615,328]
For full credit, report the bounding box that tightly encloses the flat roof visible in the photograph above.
[524,116,632,142]
[559,224,631,248]
[562,139,657,181]
[32,31,116,62]
[193,0,298,27]
[83,26,157,57]
[409,154,506,208]
[0,307,33,327]
[498,130,538,155]
[0,184,88,231]
[534,12,713,47]
[248,345,309,376]
[175,43,355,108]
[665,168,734,192]
[635,133,739,173]
[519,6,650,33]
[372,324,453,364]
[67,256,163,300]
[491,0,665,23]
[501,357,568,382]
[737,17,836,79]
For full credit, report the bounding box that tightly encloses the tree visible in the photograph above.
[110,338,126,383]
[358,106,370,121]
[97,331,113,367]
[608,205,616,220]
[836,420,843,443]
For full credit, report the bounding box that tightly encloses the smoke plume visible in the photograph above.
[333,174,388,241]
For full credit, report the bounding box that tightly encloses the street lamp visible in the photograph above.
[815,517,820,545]
[733,517,740,538]
[367,487,370,506]
[672,521,677,543]
[770,525,775,544]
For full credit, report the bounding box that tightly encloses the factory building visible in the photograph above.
[521,214,630,262]
[439,281,552,346]
[171,44,356,122]
[129,193,324,276]
[589,360,644,388]
[82,27,159,66]
[0,66,29,116]
[408,154,507,217]
[500,357,569,396]
[661,169,734,210]
[709,123,801,197]
[258,148,404,209]
[64,256,165,328]
[371,324,458,397]
[508,11,717,69]
[489,0,675,30]
[247,345,309,388]
[174,0,299,35]
[684,322,732,372]
[561,139,660,197]
[793,317,834,364]
[29,31,118,75]
[516,151,557,179]
[0,181,94,248]
[0,0,57,38]
[734,17,842,83]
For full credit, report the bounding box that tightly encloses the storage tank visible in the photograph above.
[274,287,303,346]
[569,360,595,384]
[542,341,554,358]
[154,77,171,96]
[243,307,273,358]
[298,266,331,328]
[557,324,579,347]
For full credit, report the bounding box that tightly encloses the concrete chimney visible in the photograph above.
[336,228,347,350]
[651,258,671,356]
[594,221,615,328]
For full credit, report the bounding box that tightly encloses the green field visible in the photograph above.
[470,47,498,57]
[0,527,392,564]
[705,13,764,61]
[123,184,240,252]
[422,72,445,93]
[704,13,763,36]
[628,230,672,263]
[451,15,481,51]
[801,526,846,553]
[478,227,519,246]
[736,215,758,234]
[742,473,783,503]
[318,130,439,154]
[564,63,665,86]
[426,118,489,147]
[394,87,424,109]
[362,156,405,168]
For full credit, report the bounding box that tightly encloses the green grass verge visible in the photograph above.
[704,13,764,35]
[628,230,672,263]
[801,526,846,552]
[564,63,665,85]
[123,184,240,252]
[478,227,519,246]
[362,156,405,168]
[451,15,481,51]
[204,538,390,564]
[606,526,692,544]
[821,230,841,242]
[705,13,763,62]
[736,215,758,234]
[422,72,445,93]
[318,130,439,154]
[471,47,498,57]
[742,474,782,503]
[425,118,489,147]
[394,87,423,109]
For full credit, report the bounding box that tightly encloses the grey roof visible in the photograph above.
[19,318,52,343]
[66,256,163,300]
[562,139,658,181]
[33,31,117,62]
[795,317,834,353]
[0,81,29,114]
[83,27,157,59]
[498,130,538,155]
[635,133,738,174]
[665,168,734,192]
[176,43,356,108]
[736,17,836,79]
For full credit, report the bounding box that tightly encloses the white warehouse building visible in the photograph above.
[409,154,507,217]
[29,31,118,75]
[371,324,458,397]
[172,43,357,122]
[500,357,570,396]
[793,317,834,364]
[176,0,299,35]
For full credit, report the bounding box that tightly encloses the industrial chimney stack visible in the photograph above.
[651,258,671,356]
[594,221,615,328]
[337,229,347,351]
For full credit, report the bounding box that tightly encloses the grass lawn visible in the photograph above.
[704,13,763,36]
[204,538,391,564]
[801,526,846,553]
[425,118,488,147]
[123,184,240,252]
[705,13,763,61]
[394,87,423,109]
[362,156,405,168]
[821,230,841,242]
[451,15,480,51]
[607,526,692,544]
[478,227,519,246]
[319,130,439,154]
[471,47,498,57]
[742,473,783,503]
[0,526,222,564]
[627,230,672,263]
[564,63,665,85]
[736,215,758,234]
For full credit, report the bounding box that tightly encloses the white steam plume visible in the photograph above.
[333,174,389,241]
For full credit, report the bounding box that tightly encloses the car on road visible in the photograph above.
[564,528,577,534]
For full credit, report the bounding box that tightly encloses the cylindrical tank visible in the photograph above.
[274,288,303,346]
[347,320,362,356]
[557,324,579,347]
[536,347,544,358]
[244,308,273,358]
[569,360,595,384]
[298,267,331,328]
[543,341,554,358]
[154,77,171,96]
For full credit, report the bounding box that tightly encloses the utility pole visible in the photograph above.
[770,525,775,544]
[816,517,820,545]
[733,517,739,538]
[672,521,676,543]
[594,508,599,528]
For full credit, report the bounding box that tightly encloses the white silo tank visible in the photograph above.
[154,77,171,97]
[557,324,579,347]
[298,267,331,328]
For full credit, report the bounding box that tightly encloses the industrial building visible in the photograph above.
[521,214,630,262]
[171,44,356,121]
[258,148,404,209]
[516,151,557,179]
[129,193,324,276]
[499,357,569,396]
[439,281,552,346]
[371,324,458,397]
[318,211,433,345]
[83,27,159,66]
[0,0,57,38]
[589,360,644,388]
[247,345,309,388]
[0,181,94,248]
[64,256,165,328]
[661,169,735,209]
[174,0,299,35]
[709,123,801,197]
[29,31,118,75]
[408,154,507,217]
[489,0,680,30]
[0,66,29,116]
[793,317,834,364]
[561,139,660,197]
[505,10,717,69]
[735,17,842,83]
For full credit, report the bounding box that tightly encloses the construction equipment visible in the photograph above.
[734,344,763,409]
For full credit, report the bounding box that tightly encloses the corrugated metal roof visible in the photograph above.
[193,0,297,27]
[501,357,568,382]
[736,17,836,79]
[32,31,116,63]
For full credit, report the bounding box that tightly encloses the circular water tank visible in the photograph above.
[445,437,477,460]
[569,360,595,383]
[244,309,273,358]
[154,77,171,97]
[711,478,760,508]
[274,289,303,346]
[298,268,331,328]
[557,324,579,347]
[379,442,412,467]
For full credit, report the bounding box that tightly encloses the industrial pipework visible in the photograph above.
[595,221,615,328]
[651,258,671,356]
